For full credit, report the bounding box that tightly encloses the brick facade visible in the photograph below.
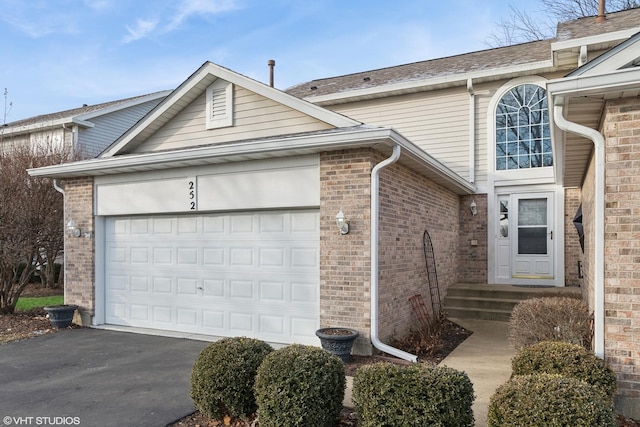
[601,97,640,414]
[63,177,95,325]
[458,194,488,283]
[63,148,463,357]
[564,188,582,287]
[377,153,460,342]
[319,149,374,354]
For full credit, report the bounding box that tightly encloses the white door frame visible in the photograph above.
[488,185,565,286]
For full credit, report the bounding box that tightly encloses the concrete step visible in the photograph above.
[443,283,582,322]
[444,306,513,322]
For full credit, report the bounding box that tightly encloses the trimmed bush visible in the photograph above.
[190,337,273,420]
[254,344,345,427]
[353,362,475,427]
[511,340,617,397]
[487,374,617,427]
[509,296,590,349]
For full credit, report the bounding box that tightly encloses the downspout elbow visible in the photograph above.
[553,97,605,358]
[371,144,418,363]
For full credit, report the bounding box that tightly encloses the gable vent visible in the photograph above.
[206,79,233,129]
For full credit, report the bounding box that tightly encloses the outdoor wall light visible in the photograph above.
[66,220,81,238]
[470,199,478,216]
[335,210,350,235]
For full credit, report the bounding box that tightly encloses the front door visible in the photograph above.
[493,192,555,284]
[511,193,554,279]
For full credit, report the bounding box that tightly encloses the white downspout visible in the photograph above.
[553,97,605,358]
[371,144,418,363]
[53,179,67,303]
[467,78,476,184]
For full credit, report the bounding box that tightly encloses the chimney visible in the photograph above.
[268,59,275,87]
[596,0,606,23]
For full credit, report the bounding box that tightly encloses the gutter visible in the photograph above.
[52,179,67,303]
[552,97,605,358]
[467,79,475,184]
[370,144,418,363]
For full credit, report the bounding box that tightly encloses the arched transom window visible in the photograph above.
[495,84,552,170]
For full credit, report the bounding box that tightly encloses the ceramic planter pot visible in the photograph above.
[315,327,359,362]
[44,305,77,328]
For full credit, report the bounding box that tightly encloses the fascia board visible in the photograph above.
[304,60,554,105]
[547,67,640,97]
[75,90,172,121]
[202,63,361,128]
[102,62,360,158]
[551,28,639,52]
[29,127,391,177]
[100,65,215,157]
[1,117,76,135]
[28,126,474,195]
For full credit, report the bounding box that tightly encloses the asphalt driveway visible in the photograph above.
[0,328,209,427]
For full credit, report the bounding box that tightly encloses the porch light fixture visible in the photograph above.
[66,220,81,238]
[335,210,350,235]
[470,199,478,216]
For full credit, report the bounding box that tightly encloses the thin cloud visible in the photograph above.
[123,18,159,43]
[166,0,239,32]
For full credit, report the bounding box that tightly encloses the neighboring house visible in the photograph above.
[29,8,640,417]
[1,91,171,157]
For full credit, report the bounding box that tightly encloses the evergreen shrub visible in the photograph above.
[254,344,345,427]
[189,337,273,420]
[352,362,475,427]
[487,373,616,427]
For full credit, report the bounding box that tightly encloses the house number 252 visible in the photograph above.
[188,179,197,210]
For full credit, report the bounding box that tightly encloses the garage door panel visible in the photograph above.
[105,210,319,345]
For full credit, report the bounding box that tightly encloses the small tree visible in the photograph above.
[0,141,73,313]
[486,0,640,47]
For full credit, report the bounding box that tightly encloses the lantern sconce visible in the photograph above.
[335,210,350,235]
[66,220,81,238]
[470,199,478,216]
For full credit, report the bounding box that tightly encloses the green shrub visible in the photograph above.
[352,362,475,427]
[254,344,345,427]
[509,296,590,350]
[190,337,273,420]
[511,340,617,397]
[487,374,617,427]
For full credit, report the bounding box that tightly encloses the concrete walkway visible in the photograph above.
[343,318,514,427]
[439,319,514,427]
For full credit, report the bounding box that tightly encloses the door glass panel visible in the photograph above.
[518,228,547,254]
[499,197,509,238]
[518,199,547,255]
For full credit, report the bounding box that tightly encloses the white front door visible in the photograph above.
[511,193,554,279]
[493,192,555,284]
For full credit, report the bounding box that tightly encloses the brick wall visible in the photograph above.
[319,149,374,354]
[319,148,461,355]
[377,152,460,342]
[63,177,95,325]
[564,188,582,287]
[458,194,488,283]
[601,97,640,415]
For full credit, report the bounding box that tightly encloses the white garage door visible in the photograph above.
[104,210,319,345]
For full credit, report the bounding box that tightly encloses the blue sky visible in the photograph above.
[1,0,537,122]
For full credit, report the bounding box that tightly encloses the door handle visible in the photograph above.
[549,230,553,240]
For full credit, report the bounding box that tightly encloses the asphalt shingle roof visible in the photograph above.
[286,7,640,100]
[3,91,168,128]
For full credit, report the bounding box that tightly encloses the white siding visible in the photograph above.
[135,86,334,153]
[330,87,472,179]
[79,98,165,157]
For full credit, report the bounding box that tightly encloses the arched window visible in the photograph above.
[495,84,552,170]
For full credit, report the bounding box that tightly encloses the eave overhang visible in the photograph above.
[305,60,556,106]
[29,126,476,196]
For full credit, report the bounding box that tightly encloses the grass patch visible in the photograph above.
[16,295,64,312]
